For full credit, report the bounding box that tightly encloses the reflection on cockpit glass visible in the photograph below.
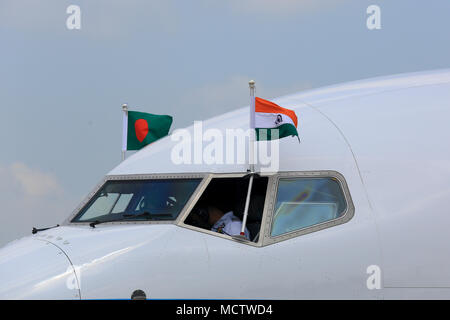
[271,178,347,237]
[72,179,201,223]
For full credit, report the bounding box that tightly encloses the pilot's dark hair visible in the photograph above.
[193,201,224,216]
[200,196,227,213]
[207,205,225,216]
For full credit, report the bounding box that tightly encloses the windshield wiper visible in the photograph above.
[89,212,155,228]
[89,220,102,228]
[122,212,152,218]
[32,224,60,234]
[124,212,174,219]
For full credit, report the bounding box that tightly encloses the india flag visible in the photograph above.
[254,97,299,141]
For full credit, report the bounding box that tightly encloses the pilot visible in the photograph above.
[207,206,250,240]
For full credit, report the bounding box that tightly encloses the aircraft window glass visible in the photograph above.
[184,176,268,242]
[81,193,121,220]
[271,178,347,237]
[72,179,201,223]
[111,193,133,214]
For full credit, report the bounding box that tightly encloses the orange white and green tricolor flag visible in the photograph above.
[122,110,173,151]
[253,97,299,141]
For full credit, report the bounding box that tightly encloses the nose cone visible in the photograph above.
[0,237,80,299]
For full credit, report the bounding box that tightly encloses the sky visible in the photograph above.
[1,0,450,246]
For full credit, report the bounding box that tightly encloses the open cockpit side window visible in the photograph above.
[184,175,269,243]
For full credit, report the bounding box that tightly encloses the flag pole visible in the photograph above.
[121,103,128,161]
[249,80,255,172]
[240,80,256,238]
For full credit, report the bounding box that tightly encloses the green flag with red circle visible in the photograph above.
[125,111,173,151]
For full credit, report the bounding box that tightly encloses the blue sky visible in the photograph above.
[1,0,450,245]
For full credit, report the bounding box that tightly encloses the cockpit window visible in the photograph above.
[72,179,201,223]
[184,176,268,242]
[271,177,347,237]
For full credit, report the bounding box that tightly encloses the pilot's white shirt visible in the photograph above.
[211,211,250,240]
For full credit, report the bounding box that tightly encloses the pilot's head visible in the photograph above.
[207,205,224,225]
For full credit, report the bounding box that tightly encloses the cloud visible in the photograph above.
[9,163,62,197]
[0,163,77,247]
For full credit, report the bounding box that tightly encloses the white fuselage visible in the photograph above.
[1,69,449,299]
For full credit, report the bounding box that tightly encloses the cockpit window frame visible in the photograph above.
[261,170,355,246]
[177,172,275,248]
[64,173,208,226]
[64,171,354,248]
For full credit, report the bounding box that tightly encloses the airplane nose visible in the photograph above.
[0,236,80,299]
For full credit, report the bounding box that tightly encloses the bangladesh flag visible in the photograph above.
[124,111,173,151]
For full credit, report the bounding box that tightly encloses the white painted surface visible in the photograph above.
[0,236,80,299]
[315,82,450,290]
[1,69,449,299]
